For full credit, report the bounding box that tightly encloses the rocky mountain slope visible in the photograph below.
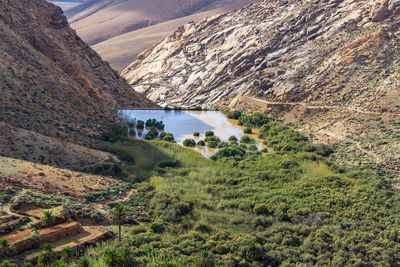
[66,0,254,70]
[92,9,232,72]
[0,0,156,166]
[123,0,400,176]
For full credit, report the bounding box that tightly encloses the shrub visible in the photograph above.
[211,146,246,160]
[101,123,128,142]
[145,127,159,140]
[248,144,258,151]
[197,140,206,146]
[205,130,215,137]
[244,127,252,134]
[229,135,238,142]
[150,221,165,233]
[193,132,200,137]
[208,141,217,148]
[240,135,255,144]
[253,203,270,215]
[160,132,175,142]
[136,120,144,130]
[238,113,271,127]
[193,106,202,111]
[218,141,229,148]
[183,139,196,147]
[226,110,242,120]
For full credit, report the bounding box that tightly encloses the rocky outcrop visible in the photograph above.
[122,0,400,114]
[0,0,157,161]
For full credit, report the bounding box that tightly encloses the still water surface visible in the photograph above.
[118,110,263,156]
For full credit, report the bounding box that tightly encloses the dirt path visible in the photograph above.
[246,96,400,116]
[3,189,28,217]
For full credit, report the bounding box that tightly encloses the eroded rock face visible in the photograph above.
[0,0,156,149]
[122,0,400,112]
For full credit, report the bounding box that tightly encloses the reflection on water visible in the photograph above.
[118,110,263,156]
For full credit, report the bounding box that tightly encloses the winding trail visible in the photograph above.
[246,96,400,116]
[3,189,28,217]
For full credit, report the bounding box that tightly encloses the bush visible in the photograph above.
[229,135,238,142]
[150,221,165,233]
[136,120,144,130]
[244,127,252,134]
[211,146,246,160]
[193,106,203,111]
[226,110,242,120]
[240,135,255,144]
[160,132,175,142]
[238,113,271,128]
[101,123,128,142]
[253,203,270,215]
[208,141,218,148]
[183,139,196,147]
[197,140,206,146]
[248,144,258,151]
[145,119,165,130]
[193,132,200,137]
[218,141,229,148]
[205,136,221,143]
[205,130,215,137]
[145,127,159,140]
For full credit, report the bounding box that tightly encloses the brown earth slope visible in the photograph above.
[123,0,400,176]
[67,0,254,45]
[0,0,157,167]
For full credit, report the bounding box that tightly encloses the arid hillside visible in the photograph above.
[67,0,254,45]
[0,0,156,167]
[66,0,254,70]
[93,10,228,72]
[123,0,400,176]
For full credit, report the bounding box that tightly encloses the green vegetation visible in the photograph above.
[240,135,255,144]
[238,112,271,127]
[0,238,10,259]
[159,132,175,142]
[111,204,126,241]
[69,111,400,266]
[41,210,55,226]
[197,140,205,146]
[38,243,56,267]
[100,123,129,142]
[193,132,200,137]
[228,135,238,142]
[225,110,242,120]
[145,119,165,130]
[183,139,196,147]
[205,130,214,137]
[144,127,159,140]
[243,127,252,134]
[136,120,144,130]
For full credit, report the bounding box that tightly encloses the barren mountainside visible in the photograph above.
[123,0,400,173]
[123,0,400,111]
[67,0,254,46]
[0,0,156,166]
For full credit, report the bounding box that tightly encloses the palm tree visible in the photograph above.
[78,257,90,267]
[104,249,118,267]
[41,211,55,226]
[60,247,74,263]
[38,243,55,267]
[0,238,10,258]
[111,204,126,241]
[1,260,13,267]
[31,228,40,248]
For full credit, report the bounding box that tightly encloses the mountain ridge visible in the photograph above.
[0,0,157,167]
